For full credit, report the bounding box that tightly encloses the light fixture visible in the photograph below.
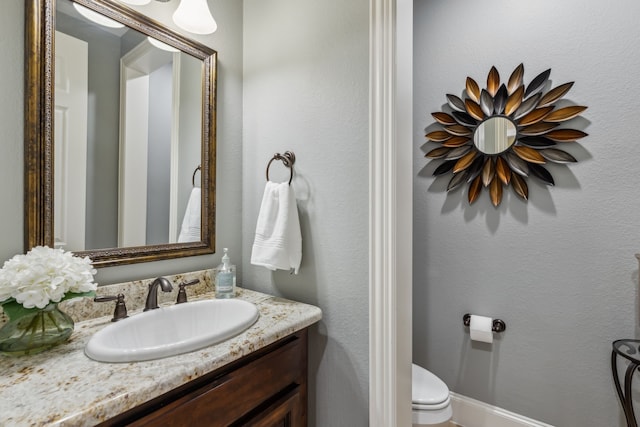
[118,0,152,5]
[147,36,179,52]
[172,0,217,35]
[73,3,125,28]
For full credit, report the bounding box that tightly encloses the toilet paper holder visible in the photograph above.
[463,313,506,333]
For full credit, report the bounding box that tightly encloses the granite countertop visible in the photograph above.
[0,284,322,427]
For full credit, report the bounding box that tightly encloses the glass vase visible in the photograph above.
[0,303,74,356]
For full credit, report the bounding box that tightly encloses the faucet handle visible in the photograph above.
[176,279,200,304]
[94,294,129,322]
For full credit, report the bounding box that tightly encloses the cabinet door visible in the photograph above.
[112,331,308,427]
[237,386,303,427]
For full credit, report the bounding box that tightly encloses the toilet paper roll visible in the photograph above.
[469,315,493,344]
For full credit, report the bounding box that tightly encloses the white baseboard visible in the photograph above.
[450,392,554,427]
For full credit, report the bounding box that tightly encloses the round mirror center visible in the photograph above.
[473,117,517,155]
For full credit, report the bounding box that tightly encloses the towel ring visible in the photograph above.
[266,151,296,185]
[192,165,201,187]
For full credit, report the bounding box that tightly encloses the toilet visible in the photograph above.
[412,363,452,427]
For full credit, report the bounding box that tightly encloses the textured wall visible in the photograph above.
[0,1,25,264]
[242,0,370,425]
[0,1,244,285]
[413,1,640,426]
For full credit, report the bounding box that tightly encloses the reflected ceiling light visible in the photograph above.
[73,3,125,28]
[118,0,152,4]
[172,0,217,35]
[147,36,180,52]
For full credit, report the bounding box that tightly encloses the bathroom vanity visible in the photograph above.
[0,272,322,426]
[101,330,308,426]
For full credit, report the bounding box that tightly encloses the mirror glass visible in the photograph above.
[25,0,217,267]
[55,0,202,251]
[473,117,517,155]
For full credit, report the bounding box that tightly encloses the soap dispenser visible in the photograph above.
[215,248,235,299]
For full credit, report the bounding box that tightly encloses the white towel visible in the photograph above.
[251,181,302,273]
[178,188,201,243]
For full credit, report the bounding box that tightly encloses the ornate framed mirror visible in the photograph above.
[25,0,217,267]
[424,64,587,207]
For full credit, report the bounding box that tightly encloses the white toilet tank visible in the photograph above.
[412,363,452,427]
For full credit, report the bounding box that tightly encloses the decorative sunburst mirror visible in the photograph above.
[424,64,588,207]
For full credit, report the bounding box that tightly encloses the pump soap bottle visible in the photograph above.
[215,248,235,299]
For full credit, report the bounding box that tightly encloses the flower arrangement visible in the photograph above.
[0,246,97,321]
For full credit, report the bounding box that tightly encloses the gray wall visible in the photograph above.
[413,1,640,426]
[242,0,370,425]
[0,2,24,264]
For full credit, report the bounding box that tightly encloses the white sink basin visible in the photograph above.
[85,299,259,363]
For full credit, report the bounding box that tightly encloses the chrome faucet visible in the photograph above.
[144,277,174,311]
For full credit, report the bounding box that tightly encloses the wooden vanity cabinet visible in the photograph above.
[99,329,308,427]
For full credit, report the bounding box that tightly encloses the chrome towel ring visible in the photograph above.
[266,151,296,185]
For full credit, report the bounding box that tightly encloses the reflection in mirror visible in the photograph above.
[25,0,217,267]
[473,117,516,155]
[55,0,203,251]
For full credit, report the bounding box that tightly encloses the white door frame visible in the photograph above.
[369,0,412,425]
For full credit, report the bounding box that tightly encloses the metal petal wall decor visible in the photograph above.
[424,64,588,207]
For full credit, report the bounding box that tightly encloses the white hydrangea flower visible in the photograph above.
[0,246,97,309]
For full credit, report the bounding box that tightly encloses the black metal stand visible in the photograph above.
[612,339,640,427]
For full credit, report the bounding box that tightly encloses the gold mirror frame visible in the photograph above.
[424,64,587,207]
[25,0,217,267]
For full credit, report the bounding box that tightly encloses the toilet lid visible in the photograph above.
[412,364,450,406]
